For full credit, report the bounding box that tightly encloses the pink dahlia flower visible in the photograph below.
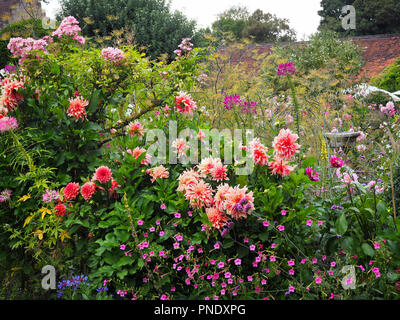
[127,120,144,139]
[94,166,112,184]
[81,182,96,202]
[63,182,80,201]
[249,138,269,166]
[175,91,197,115]
[177,169,201,192]
[269,157,294,177]
[210,163,229,182]
[126,147,151,165]
[198,157,222,176]
[149,165,169,183]
[224,185,254,220]
[272,129,300,161]
[330,156,344,168]
[172,138,187,157]
[0,78,24,111]
[184,179,214,209]
[214,183,231,211]
[67,96,88,121]
[206,207,229,230]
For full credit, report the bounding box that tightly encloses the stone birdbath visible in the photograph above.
[324,131,361,154]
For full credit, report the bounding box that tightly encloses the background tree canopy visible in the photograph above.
[58,0,198,59]
[211,5,296,43]
[318,0,400,36]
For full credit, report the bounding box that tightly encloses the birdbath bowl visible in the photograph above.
[324,131,361,154]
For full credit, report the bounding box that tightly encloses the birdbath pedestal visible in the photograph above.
[324,131,361,154]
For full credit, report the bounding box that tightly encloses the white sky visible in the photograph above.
[41,0,322,40]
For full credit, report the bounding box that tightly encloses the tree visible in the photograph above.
[318,0,400,36]
[243,9,296,43]
[58,0,197,59]
[211,6,250,40]
[211,6,296,43]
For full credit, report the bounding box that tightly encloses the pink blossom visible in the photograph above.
[234,258,242,266]
[101,47,126,64]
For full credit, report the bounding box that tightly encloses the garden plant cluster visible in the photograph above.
[0,16,400,300]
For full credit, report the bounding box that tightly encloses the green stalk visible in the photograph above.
[287,76,300,141]
[9,130,36,172]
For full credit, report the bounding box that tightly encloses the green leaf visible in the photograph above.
[50,62,60,75]
[116,255,132,268]
[117,269,128,279]
[361,243,375,257]
[376,201,387,216]
[301,157,317,168]
[259,232,269,241]
[223,238,234,249]
[336,213,348,235]
[114,229,130,242]
[88,89,102,114]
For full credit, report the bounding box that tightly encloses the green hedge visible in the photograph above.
[371,57,400,93]
[0,40,10,69]
[363,91,394,107]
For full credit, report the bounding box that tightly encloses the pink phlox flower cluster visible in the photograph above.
[174,37,193,57]
[7,37,49,63]
[52,16,85,44]
[101,47,126,64]
[380,101,397,117]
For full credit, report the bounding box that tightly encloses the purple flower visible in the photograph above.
[277,62,296,76]
[4,65,16,73]
[223,95,242,110]
[42,189,60,203]
[223,95,257,114]
[305,167,320,182]
[241,101,258,114]
[0,189,12,202]
[0,117,18,133]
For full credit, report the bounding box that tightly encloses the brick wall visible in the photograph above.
[0,0,44,30]
[218,34,400,81]
[352,34,400,80]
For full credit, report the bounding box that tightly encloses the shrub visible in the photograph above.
[371,57,400,93]
[0,18,49,68]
